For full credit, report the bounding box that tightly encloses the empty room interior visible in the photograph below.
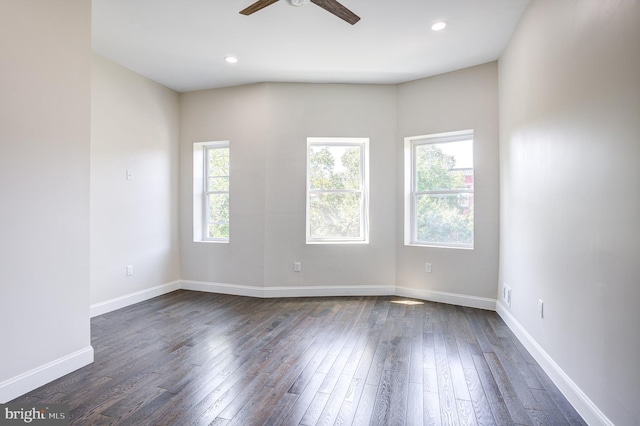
[1,0,639,425]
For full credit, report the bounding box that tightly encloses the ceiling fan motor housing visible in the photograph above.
[288,0,310,6]
[241,0,360,25]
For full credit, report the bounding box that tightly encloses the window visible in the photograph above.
[193,141,229,242]
[405,130,474,248]
[306,138,369,243]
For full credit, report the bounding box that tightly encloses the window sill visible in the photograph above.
[306,240,369,245]
[194,240,229,244]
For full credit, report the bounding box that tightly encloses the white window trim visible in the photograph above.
[404,130,474,249]
[306,137,370,244]
[193,141,230,243]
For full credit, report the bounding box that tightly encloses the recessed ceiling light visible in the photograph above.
[431,21,448,31]
[224,56,238,64]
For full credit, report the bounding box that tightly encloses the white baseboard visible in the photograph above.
[181,280,264,298]
[180,280,395,299]
[264,284,395,298]
[0,346,94,403]
[90,280,181,318]
[396,286,496,310]
[496,301,613,426]
[180,280,495,309]
[90,281,495,314]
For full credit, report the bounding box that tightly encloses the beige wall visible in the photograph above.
[396,63,500,302]
[498,0,640,424]
[90,54,180,306]
[0,0,92,401]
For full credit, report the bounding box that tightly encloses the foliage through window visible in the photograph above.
[405,131,474,248]
[307,138,369,243]
[204,143,229,241]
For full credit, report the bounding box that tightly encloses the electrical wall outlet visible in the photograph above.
[126,265,134,276]
[538,299,544,318]
[425,262,432,273]
[503,284,512,307]
[294,262,301,272]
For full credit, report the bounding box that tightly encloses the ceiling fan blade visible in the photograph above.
[310,0,360,25]
[240,0,280,16]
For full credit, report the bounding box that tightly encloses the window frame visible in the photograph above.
[404,130,474,249]
[306,137,370,244]
[193,141,230,243]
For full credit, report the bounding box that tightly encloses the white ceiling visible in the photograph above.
[92,0,530,93]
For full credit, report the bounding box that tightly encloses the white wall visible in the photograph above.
[396,63,500,304]
[180,84,269,288]
[180,72,499,301]
[90,54,180,310]
[262,83,397,290]
[0,0,93,401]
[179,83,397,293]
[498,0,640,424]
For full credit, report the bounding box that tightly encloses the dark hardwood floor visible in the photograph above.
[11,290,586,425]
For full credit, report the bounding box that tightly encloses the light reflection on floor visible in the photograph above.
[390,299,424,305]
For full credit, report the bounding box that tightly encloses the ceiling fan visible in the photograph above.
[240,0,360,25]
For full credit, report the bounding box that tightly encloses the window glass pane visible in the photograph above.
[208,193,229,239]
[415,193,473,246]
[309,145,361,190]
[208,176,229,192]
[415,140,473,191]
[208,223,229,240]
[309,192,361,239]
[208,147,229,177]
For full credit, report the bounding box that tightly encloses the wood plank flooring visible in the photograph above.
[11,290,586,425]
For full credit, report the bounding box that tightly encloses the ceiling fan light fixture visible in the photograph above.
[287,0,310,6]
[431,21,448,31]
